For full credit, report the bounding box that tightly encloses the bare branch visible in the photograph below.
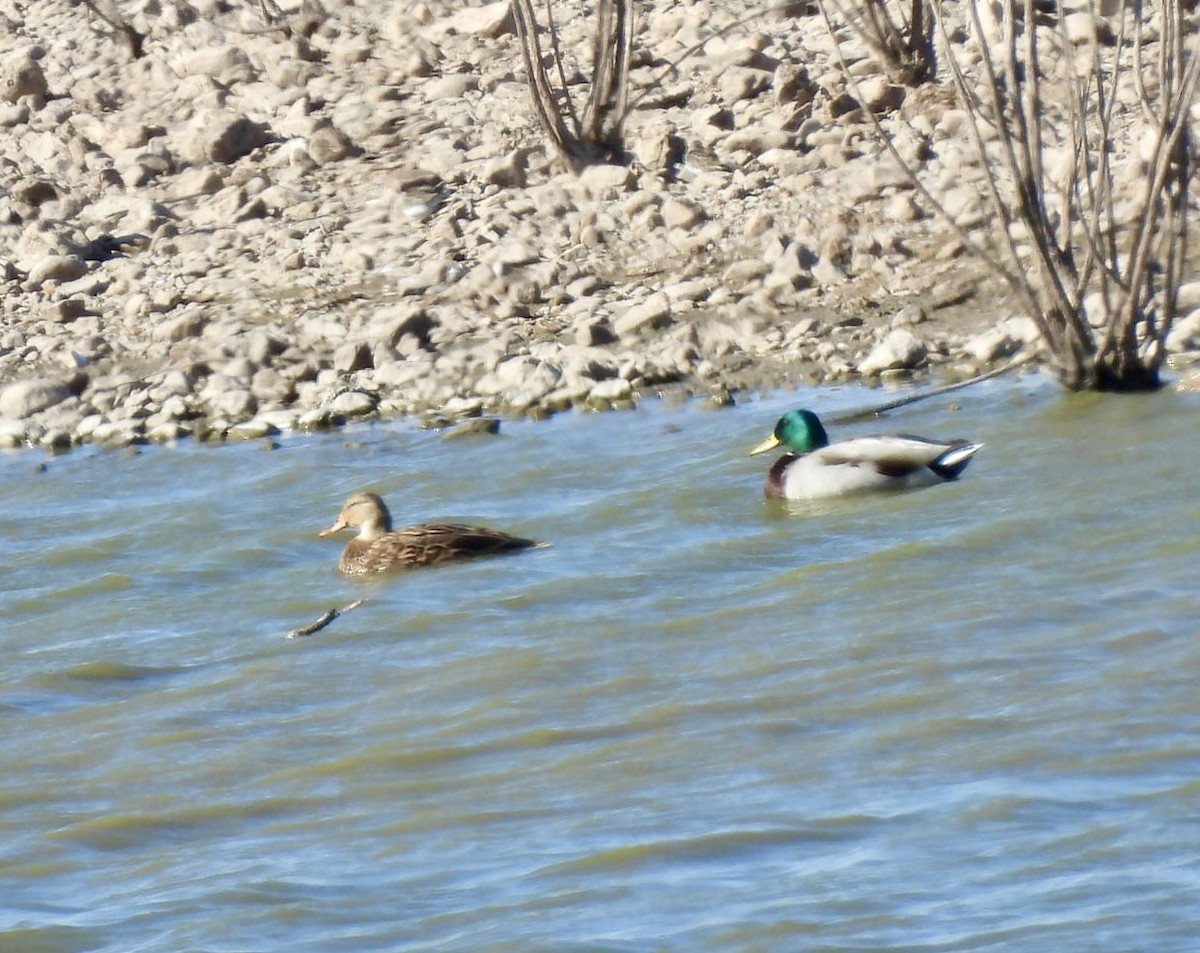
[824,0,935,84]
[285,599,366,639]
[917,1,1196,389]
[79,0,147,59]
[512,0,633,164]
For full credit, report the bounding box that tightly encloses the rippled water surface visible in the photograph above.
[3,379,1199,952]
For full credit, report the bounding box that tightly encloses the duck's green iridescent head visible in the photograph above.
[749,409,830,456]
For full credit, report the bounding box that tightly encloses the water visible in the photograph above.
[3,378,1199,952]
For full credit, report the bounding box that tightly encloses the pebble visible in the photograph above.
[0,1,1166,452]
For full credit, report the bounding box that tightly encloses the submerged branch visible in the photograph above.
[830,352,1040,425]
[285,599,366,639]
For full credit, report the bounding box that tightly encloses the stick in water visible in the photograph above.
[285,599,366,639]
[829,352,1038,426]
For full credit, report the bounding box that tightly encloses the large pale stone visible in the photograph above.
[858,329,928,375]
[718,67,772,103]
[589,378,633,402]
[614,293,673,339]
[328,391,377,417]
[1,54,47,102]
[203,114,272,163]
[152,309,209,342]
[433,1,514,37]
[0,373,86,419]
[204,387,257,419]
[24,255,87,288]
[964,326,1020,364]
[1166,309,1200,352]
[483,149,529,188]
[307,125,358,165]
[1175,281,1200,313]
[574,164,635,198]
[171,45,256,84]
[662,198,706,230]
[476,357,560,399]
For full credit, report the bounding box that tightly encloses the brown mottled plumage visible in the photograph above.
[319,492,544,575]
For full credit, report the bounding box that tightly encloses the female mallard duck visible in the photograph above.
[320,492,544,574]
[749,409,982,500]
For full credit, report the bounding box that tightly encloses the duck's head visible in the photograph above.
[319,492,394,540]
[749,409,829,456]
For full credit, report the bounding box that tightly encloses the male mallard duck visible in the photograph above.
[320,492,544,574]
[749,408,982,500]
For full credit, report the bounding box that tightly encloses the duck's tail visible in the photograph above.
[930,441,983,480]
[509,537,551,553]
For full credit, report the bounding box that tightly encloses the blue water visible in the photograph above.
[2,378,1199,951]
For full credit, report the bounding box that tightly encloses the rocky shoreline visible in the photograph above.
[1,1,1195,451]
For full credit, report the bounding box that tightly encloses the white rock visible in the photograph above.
[663,278,716,303]
[858,329,927,375]
[152,309,209,342]
[483,149,529,188]
[24,255,87,288]
[423,74,480,100]
[199,113,272,164]
[432,1,514,37]
[661,198,706,230]
[0,419,29,446]
[1063,11,1099,45]
[722,259,771,289]
[476,357,560,399]
[573,164,635,198]
[307,125,357,165]
[1,53,47,103]
[868,162,912,191]
[589,378,633,401]
[810,256,846,287]
[227,419,279,440]
[856,77,906,113]
[1175,281,1200,313]
[718,67,772,103]
[964,326,1020,363]
[573,319,616,347]
[1167,309,1200,352]
[884,193,923,222]
[0,374,85,419]
[328,391,378,417]
[333,342,373,373]
[171,45,256,84]
[204,387,257,419]
[614,292,672,339]
[488,243,540,274]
